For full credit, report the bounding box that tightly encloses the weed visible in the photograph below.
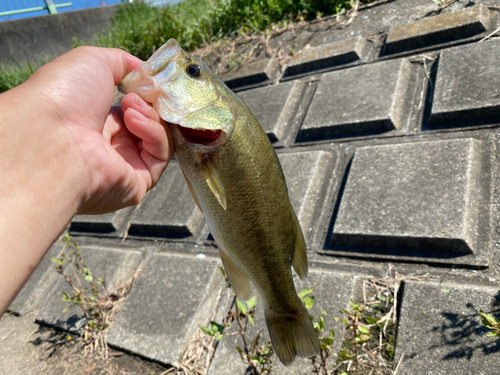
[51,233,141,359]
[480,309,500,337]
[199,267,274,374]
[0,57,49,92]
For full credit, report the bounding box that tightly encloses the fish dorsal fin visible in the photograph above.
[291,213,308,280]
[219,250,251,300]
[201,156,227,210]
[182,171,203,213]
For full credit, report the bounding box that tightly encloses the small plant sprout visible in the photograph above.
[480,309,500,337]
[299,287,336,374]
[52,233,141,359]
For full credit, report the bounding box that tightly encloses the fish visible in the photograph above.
[118,38,320,365]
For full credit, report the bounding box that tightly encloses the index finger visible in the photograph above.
[103,48,143,86]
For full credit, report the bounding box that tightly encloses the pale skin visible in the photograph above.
[0,46,173,316]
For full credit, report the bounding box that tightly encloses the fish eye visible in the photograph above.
[186,64,202,77]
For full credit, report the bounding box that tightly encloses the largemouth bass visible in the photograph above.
[118,39,320,365]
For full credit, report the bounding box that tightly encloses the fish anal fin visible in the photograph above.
[291,213,308,280]
[265,301,320,366]
[219,250,251,300]
[182,171,203,213]
[202,156,227,211]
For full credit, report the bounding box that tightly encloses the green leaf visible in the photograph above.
[199,325,215,336]
[210,321,224,334]
[298,287,315,299]
[329,329,335,338]
[320,337,333,349]
[303,296,315,310]
[236,299,248,315]
[338,348,351,360]
[235,346,245,363]
[358,326,370,334]
[385,343,394,358]
[246,296,257,309]
[359,334,370,341]
[62,306,70,313]
[248,314,255,327]
[365,316,379,324]
[480,309,500,329]
[216,334,224,341]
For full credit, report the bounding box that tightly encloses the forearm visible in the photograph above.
[0,82,84,315]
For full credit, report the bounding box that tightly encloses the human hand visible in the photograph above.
[25,46,173,214]
[0,46,173,314]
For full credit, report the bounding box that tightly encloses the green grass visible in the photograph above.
[0,0,355,92]
[0,58,49,93]
[85,0,354,60]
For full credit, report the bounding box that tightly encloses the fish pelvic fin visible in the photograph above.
[202,156,227,211]
[219,250,251,300]
[291,212,308,280]
[265,301,320,366]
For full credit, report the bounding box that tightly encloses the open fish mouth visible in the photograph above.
[176,125,223,146]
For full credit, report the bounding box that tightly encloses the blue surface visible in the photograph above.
[0,0,182,22]
[0,0,121,22]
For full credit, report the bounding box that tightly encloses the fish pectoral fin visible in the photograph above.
[201,157,227,211]
[182,171,203,213]
[291,213,308,280]
[219,250,251,300]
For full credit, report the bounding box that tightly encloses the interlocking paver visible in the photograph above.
[396,280,500,374]
[429,38,500,128]
[220,58,279,89]
[331,138,489,262]
[385,5,491,54]
[37,246,143,332]
[107,253,230,364]
[238,81,306,142]
[284,37,370,76]
[299,59,414,140]
[127,163,205,239]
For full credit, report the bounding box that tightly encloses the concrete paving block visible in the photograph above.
[8,243,63,314]
[208,271,358,374]
[237,81,306,142]
[308,0,450,47]
[36,246,143,333]
[284,37,370,77]
[278,151,335,248]
[70,207,135,236]
[299,59,414,140]
[429,39,500,128]
[331,138,489,261]
[107,253,230,365]
[127,163,205,239]
[220,58,279,89]
[385,5,491,55]
[395,280,500,374]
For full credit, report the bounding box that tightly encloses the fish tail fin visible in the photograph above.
[265,302,320,366]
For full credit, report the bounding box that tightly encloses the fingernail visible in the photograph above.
[134,94,151,110]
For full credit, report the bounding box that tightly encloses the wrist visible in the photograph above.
[0,80,86,313]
